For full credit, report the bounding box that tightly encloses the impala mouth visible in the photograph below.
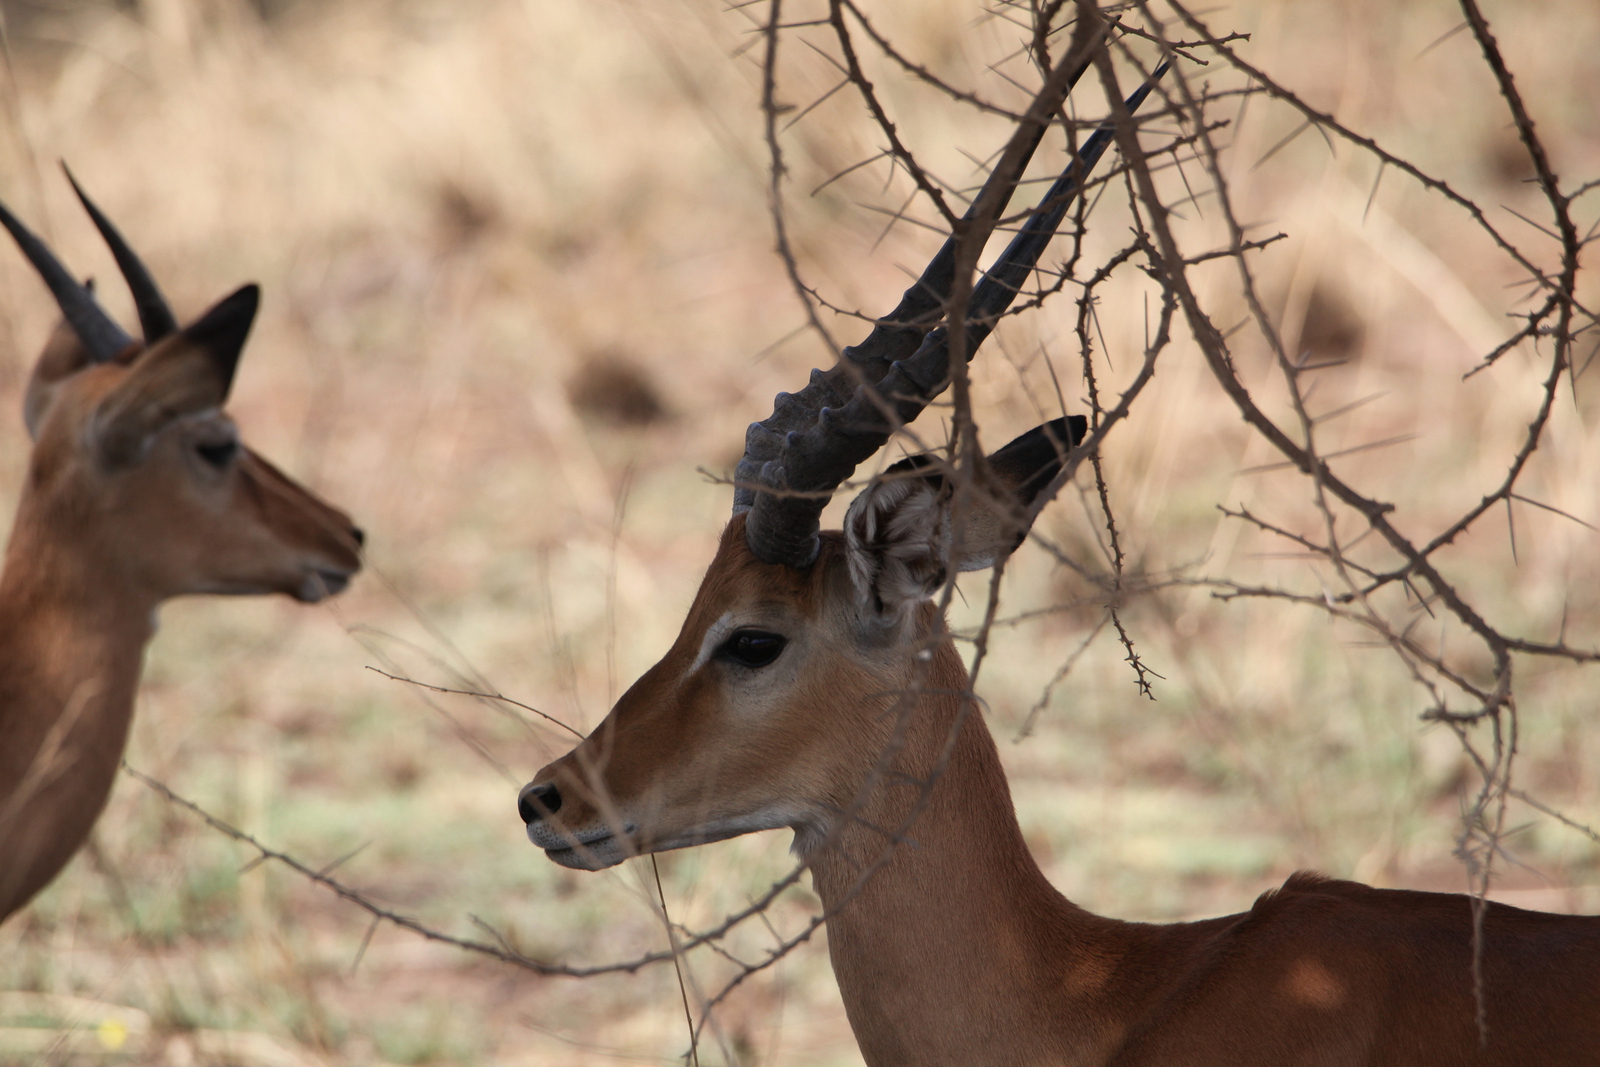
[535,820,793,871]
[529,822,636,871]
[316,570,351,596]
[296,568,353,602]
[544,839,624,871]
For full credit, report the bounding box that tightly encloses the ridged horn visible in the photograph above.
[732,33,1104,519]
[739,59,1171,567]
[0,194,135,364]
[63,164,178,344]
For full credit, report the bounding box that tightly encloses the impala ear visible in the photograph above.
[179,283,256,401]
[844,454,949,616]
[23,320,102,439]
[955,415,1085,572]
[91,284,258,466]
[843,416,1085,617]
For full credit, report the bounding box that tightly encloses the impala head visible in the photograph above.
[518,57,1169,871]
[521,421,1081,870]
[1,170,362,606]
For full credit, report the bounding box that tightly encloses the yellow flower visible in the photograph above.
[96,1018,129,1051]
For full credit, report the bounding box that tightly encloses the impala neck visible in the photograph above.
[803,636,1130,1067]
[0,499,155,920]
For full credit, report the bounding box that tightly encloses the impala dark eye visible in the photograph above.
[717,629,787,669]
[196,439,238,468]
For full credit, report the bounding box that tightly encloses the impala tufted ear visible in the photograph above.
[90,285,258,467]
[843,416,1085,619]
[959,415,1085,570]
[844,453,949,617]
[23,319,106,439]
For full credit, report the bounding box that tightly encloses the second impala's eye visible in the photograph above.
[717,629,787,669]
[196,439,238,468]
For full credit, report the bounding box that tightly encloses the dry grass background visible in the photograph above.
[0,0,1597,1063]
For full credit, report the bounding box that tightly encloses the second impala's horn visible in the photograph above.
[0,195,135,364]
[63,165,178,344]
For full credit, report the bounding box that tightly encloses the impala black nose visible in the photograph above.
[518,781,562,824]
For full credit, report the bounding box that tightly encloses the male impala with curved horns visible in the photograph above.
[0,172,363,924]
[518,56,1600,1067]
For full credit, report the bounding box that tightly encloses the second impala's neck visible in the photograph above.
[0,497,158,673]
[0,497,156,919]
[804,639,1132,1067]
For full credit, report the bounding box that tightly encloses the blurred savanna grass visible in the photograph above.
[0,0,1598,1063]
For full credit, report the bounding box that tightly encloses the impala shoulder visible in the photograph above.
[1249,870,1364,912]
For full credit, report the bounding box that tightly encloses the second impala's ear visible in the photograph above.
[179,283,256,402]
[843,416,1085,618]
[91,285,259,466]
[23,320,101,439]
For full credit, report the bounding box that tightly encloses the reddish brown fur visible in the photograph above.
[532,516,1600,1066]
[0,321,361,923]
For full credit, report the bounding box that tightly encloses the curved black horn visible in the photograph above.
[732,35,1104,521]
[0,195,135,364]
[739,60,1171,567]
[62,164,178,344]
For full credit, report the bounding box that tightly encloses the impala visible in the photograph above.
[517,57,1599,1067]
[0,172,363,924]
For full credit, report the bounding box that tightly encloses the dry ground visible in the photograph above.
[0,0,1598,1064]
